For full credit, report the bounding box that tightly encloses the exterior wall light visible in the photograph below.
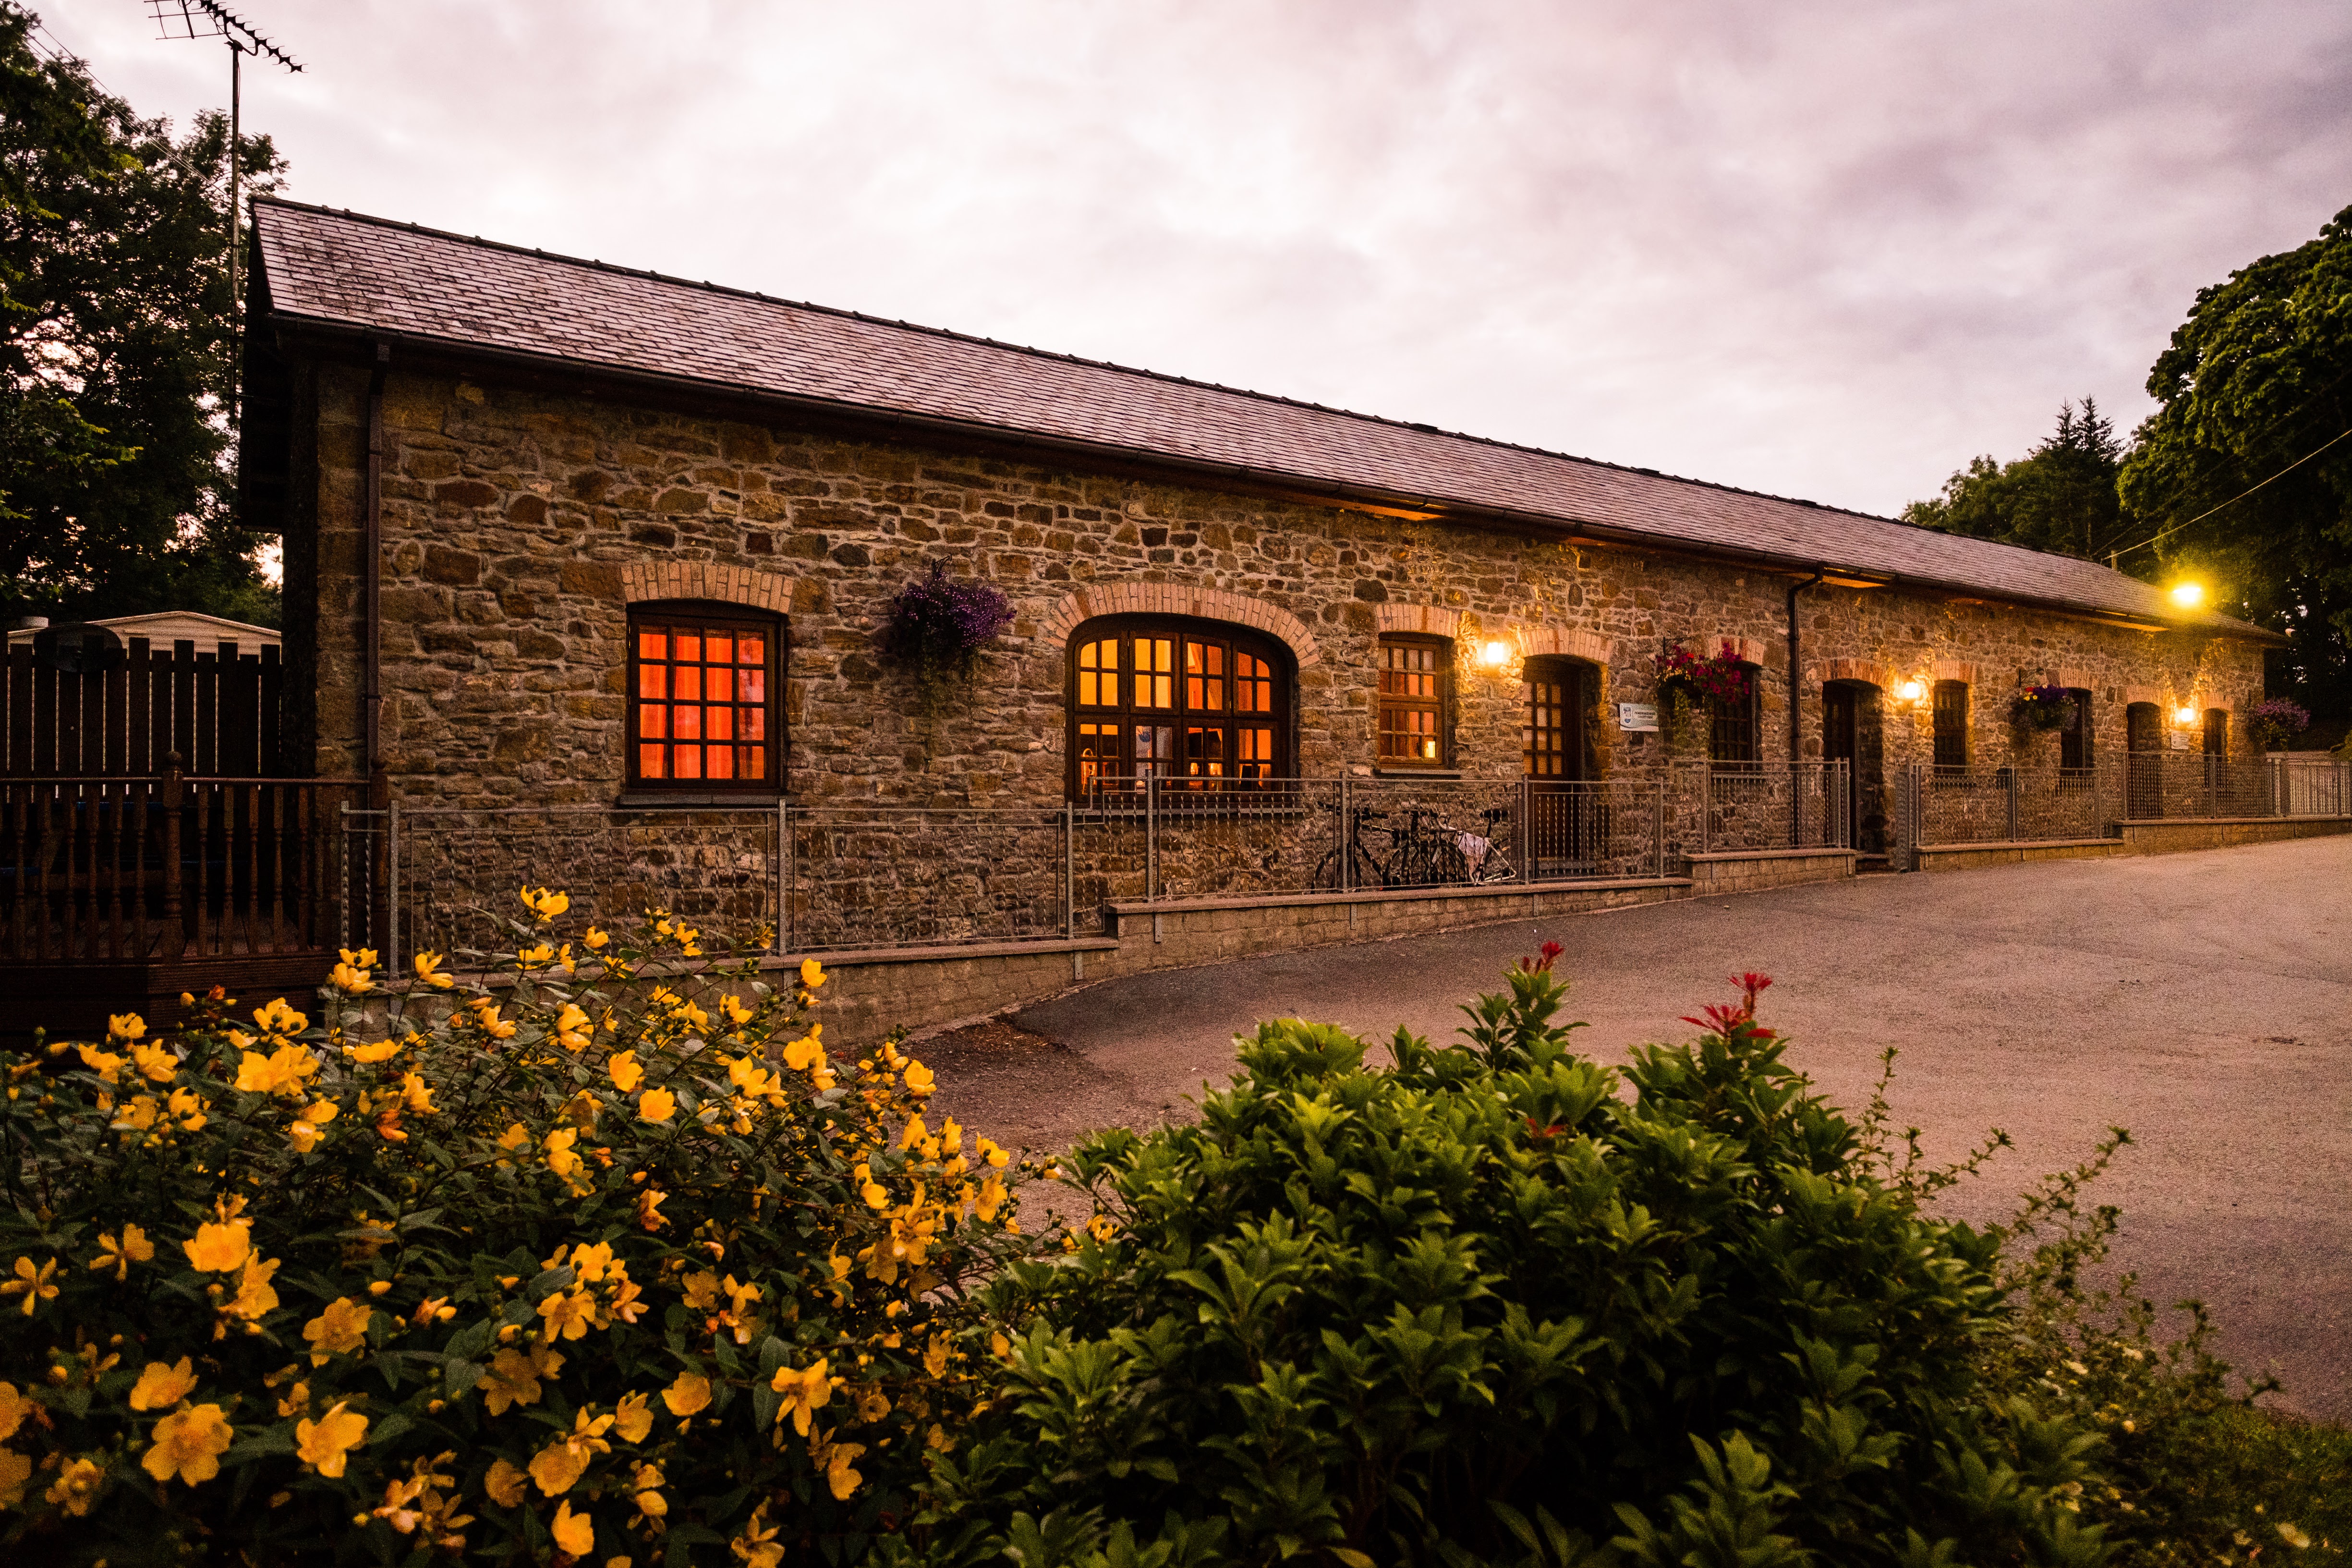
[2175,705,2197,724]
[1479,640,1511,669]
[1896,679,1926,704]
[2168,581,2206,609]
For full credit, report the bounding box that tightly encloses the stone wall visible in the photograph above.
[290,365,2267,825]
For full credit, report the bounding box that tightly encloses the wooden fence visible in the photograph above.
[0,769,363,1039]
[3,638,285,778]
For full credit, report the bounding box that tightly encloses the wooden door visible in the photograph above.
[1522,658,1593,872]
[2126,703,2161,818]
[1823,683,1858,847]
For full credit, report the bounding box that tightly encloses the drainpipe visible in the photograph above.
[1787,566,1826,846]
[364,340,389,793]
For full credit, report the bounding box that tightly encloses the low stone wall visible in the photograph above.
[1915,839,2129,872]
[2117,816,2352,854]
[1682,848,1857,895]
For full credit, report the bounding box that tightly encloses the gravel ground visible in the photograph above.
[912,837,2352,1420]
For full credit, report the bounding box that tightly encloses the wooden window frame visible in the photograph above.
[2202,708,2228,757]
[1376,634,1451,768]
[2060,688,2094,772]
[1066,615,1291,798]
[1708,666,1762,769]
[1522,656,1595,781]
[1932,680,1969,771]
[625,600,786,796]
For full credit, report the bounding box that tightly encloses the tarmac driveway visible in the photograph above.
[920,837,2352,1420]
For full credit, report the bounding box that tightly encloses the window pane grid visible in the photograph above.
[1932,681,1968,770]
[1377,639,1446,764]
[1070,620,1285,791]
[634,620,772,786]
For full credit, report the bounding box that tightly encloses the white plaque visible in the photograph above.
[1617,702,1660,732]
[2168,731,2190,750]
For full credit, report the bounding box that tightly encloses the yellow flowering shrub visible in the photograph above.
[0,897,1048,1563]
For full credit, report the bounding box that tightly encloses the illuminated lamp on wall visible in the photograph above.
[1896,679,1926,705]
[1479,640,1511,670]
[2175,705,2197,725]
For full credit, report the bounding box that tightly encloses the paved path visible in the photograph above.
[921,838,2352,1420]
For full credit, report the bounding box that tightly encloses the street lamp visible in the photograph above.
[2168,581,2206,609]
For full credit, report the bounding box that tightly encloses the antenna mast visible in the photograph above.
[148,1,301,414]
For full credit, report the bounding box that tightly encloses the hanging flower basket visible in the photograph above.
[884,562,1014,709]
[2246,697,2311,752]
[1654,640,1751,707]
[2010,685,2077,732]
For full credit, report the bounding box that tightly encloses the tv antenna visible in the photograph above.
[148,1,301,411]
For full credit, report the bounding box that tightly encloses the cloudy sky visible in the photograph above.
[41,0,2352,518]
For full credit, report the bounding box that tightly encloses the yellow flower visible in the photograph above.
[568,1241,616,1283]
[544,1127,588,1189]
[45,1455,105,1516]
[235,1043,322,1097]
[734,1501,784,1568]
[552,1498,595,1556]
[800,957,826,991]
[110,1094,159,1132]
[3,1255,59,1316]
[483,1457,528,1507]
[303,1297,373,1365]
[0,1446,30,1509]
[519,885,571,922]
[782,1029,826,1073]
[477,1341,564,1415]
[497,1121,530,1151]
[637,1087,676,1124]
[0,1381,36,1442]
[347,1039,402,1064]
[166,1086,208,1130]
[614,1392,653,1444]
[660,1371,711,1418]
[253,997,309,1038]
[630,1459,667,1520]
[129,1357,200,1411]
[1088,1214,1118,1243]
[555,1002,594,1053]
[680,1271,722,1311]
[130,1042,177,1083]
[635,1187,669,1232]
[109,1011,148,1042]
[530,1409,615,1495]
[329,960,373,995]
[902,1060,935,1096]
[769,1359,833,1437]
[143,1403,233,1485]
[540,1287,596,1342]
[720,993,755,1029]
[230,1255,281,1321]
[295,1400,369,1477]
[340,946,380,969]
[400,1071,436,1114]
[74,1044,125,1084]
[2279,1523,2314,1550]
[607,1051,643,1093]
[584,925,610,950]
[518,942,555,968]
[821,1436,866,1501]
[412,951,456,990]
[288,1099,340,1153]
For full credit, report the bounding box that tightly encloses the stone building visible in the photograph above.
[232,193,2314,1037]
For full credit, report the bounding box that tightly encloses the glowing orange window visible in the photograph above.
[629,608,782,791]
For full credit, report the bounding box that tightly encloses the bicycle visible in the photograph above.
[1387,805,1518,887]
[1308,802,1394,892]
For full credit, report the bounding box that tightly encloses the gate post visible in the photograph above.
[160,752,186,957]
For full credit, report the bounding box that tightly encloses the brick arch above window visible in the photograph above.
[2050,666,2096,692]
[1040,583,1320,669]
[1822,658,1891,689]
[1520,626,1612,666]
[2122,684,2163,708]
[1692,635,1770,668]
[1373,603,1463,641]
[617,560,794,615]
[1931,658,1980,685]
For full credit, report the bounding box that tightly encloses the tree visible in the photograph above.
[1902,398,2147,570]
[2119,205,2352,721]
[0,4,284,627]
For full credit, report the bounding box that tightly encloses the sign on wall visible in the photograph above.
[1617,702,1660,732]
[2168,731,2190,750]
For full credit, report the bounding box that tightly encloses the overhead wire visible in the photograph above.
[2109,419,2352,560]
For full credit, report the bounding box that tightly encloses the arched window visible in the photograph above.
[1068,616,1290,796]
[2060,689,2094,772]
[1523,657,1598,780]
[1931,680,1969,771]
[1377,634,1450,766]
[627,601,785,793]
[1709,665,1762,768]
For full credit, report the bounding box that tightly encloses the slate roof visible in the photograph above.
[251,197,2264,639]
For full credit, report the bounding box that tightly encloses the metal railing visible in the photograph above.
[1669,761,1853,855]
[2122,752,2352,821]
[3,771,359,964]
[1895,764,2115,857]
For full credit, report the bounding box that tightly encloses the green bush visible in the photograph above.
[0,898,1048,1565]
[914,954,2120,1568]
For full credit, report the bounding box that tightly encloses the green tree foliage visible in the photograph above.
[2119,205,2352,720]
[918,959,2118,1568]
[1902,399,2143,570]
[0,5,283,627]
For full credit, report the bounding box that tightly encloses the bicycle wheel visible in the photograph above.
[1422,839,1471,885]
[1309,844,1345,892]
